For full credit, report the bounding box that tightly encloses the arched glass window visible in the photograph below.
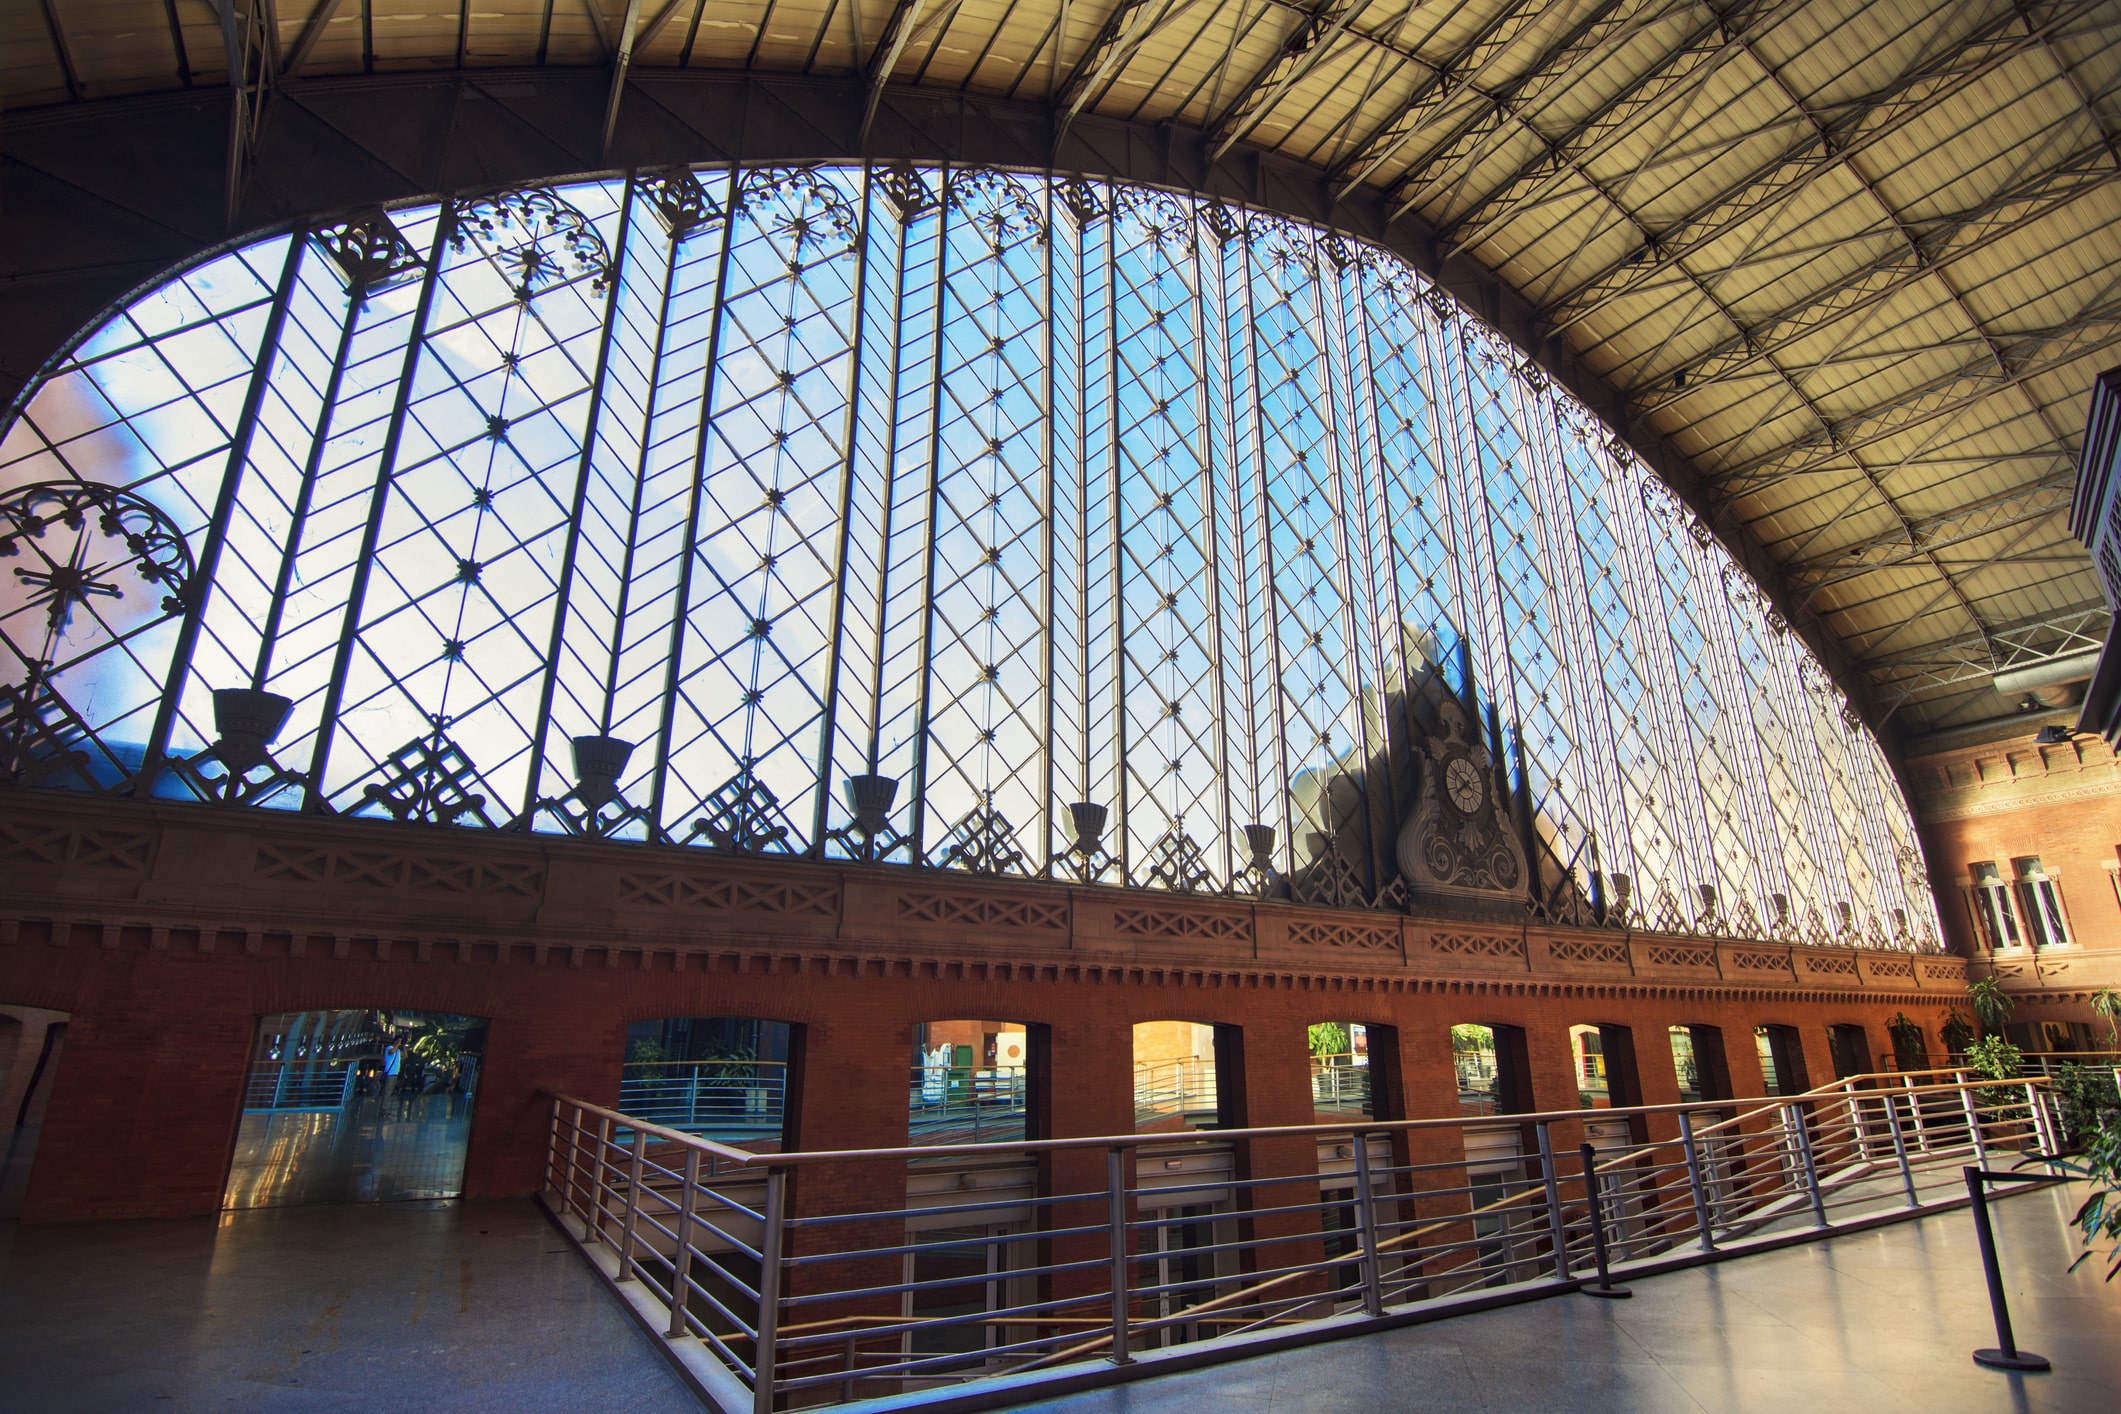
[0,163,1936,948]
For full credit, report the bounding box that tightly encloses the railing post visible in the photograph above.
[1576,1143,1630,1299]
[1677,1111,1716,1252]
[544,1096,564,1200]
[1351,1132,1386,1318]
[1879,1090,1918,1207]
[617,1124,648,1281]
[2023,1081,2055,1159]
[1959,1083,1990,1168]
[668,1146,700,1338]
[1106,1145,1133,1365]
[1535,1121,1571,1281]
[751,1167,786,1414]
[1788,1103,1829,1228]
[1901,1074,1930,1153]
[587,1113,615,1244]
[566,1102,591,1225]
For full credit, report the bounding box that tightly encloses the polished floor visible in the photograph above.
[0,1198,699,1413]
[223,1091,473,1208]
[1,1182,2115,1411]
[1023,1181,2121,1414]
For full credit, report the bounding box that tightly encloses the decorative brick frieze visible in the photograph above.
[1285,917,1400,953]
[1641,943,1715,971]
[616,870,839,918]
[1546,936,1629,968]
[255,842,543,899]
[1111,906,1252,944]
[1423,931,1527,964]
[897,891,1069,932]
[1726,949,1795,977]
[0,819,154,873]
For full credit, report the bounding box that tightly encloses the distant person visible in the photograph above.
[381,1041,403,1110]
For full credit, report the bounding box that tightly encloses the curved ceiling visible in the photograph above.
[2,0,2116,739]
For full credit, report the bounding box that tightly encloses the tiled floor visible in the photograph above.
[223,1092,474,1208]
[2,1180,2115,1412]
[0,1198,700,1413]
[1019,1181,2121,1414]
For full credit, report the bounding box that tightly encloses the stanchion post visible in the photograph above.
[1577,1143,1631,1299]
[1106,1145,1133,1366]
[1964,1167,2051,1373]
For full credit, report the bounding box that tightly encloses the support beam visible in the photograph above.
[216,0,271,230]
[1326,0,1569,198]
[1864,599,2111,709]
[1786,469,2081,594]
[600,0,645,159]
[1052,0,1192,146]
[1715,286,2121,499]
[862,0,968,151]
[285,0,346,77]
[39,0,83,102]
[1536,2,2096,335]
[1632,142,2121,423]
[1204,0,1361,163]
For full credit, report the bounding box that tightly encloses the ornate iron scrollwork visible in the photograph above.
[936,799,1026,875]
[450,187,614,300]
[1143,826,1213,894]
[689,763,798,853]
[638,168,722,242]
[1,480,193,644]
[355,730,494,826]
[313,210,426,298]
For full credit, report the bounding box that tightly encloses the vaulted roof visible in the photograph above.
[4,0,2116,737]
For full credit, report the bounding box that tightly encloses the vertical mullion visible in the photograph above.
[519,178,636,822]
[811,166,878,848]
[648,166,743,831]
[140,231,306,793]
[303,214,454,802]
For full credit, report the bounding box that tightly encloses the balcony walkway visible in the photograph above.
[1019,1180,2121,1414]
[0,1198,698,1413]
[0,1182,2115,1412]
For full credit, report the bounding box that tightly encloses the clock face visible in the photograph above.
[1444,756,1485,815]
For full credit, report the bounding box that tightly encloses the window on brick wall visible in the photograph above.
[1968,862,2021,949]
[2013,857,2073,947]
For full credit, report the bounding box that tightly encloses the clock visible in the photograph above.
[1444,755,1486,815]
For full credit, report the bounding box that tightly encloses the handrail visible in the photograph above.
[541,1065,2068,1413]
[542,1064,1943,1169]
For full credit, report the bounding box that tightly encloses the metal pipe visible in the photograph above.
[752,1168,787,1412]
[1677,1110,1716,1251]
[1107,1145,1133,1365]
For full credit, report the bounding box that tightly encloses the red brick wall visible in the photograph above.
[0,930,1952,1224]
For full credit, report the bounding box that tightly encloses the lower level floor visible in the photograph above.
[1,1184,2112,1412]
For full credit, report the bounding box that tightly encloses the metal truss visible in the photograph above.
[1533,1,2099,333]
[1863,599,2112,710]
[1785,469,2080,596]
[0,161,1942,948]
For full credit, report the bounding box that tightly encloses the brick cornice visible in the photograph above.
[0,787,1965,1008]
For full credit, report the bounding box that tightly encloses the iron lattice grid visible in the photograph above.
[0,163,1937,947]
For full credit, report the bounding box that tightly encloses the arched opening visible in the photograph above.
[910,1020,1031,1145]
[1755,1024,1810,1096]
[622,1017,794,1150]
[1133,1021,1240,1133]
[1306,1019,1378,1120]
[1450,1022,1531,1117]
[1669,1024,1734,1103]
[223,1009,487,1209]
[1827,1023,1871,1081]
[1130,1021,1243,1346]
[0,1006,68,1220]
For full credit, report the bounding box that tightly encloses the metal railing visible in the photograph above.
[907,1064,1027,1145]
[540,1067,2066,1414]
[618,1061,789,1142]
[243,1057,362,1111]
[1132,1058,1218,1127]
[1309,1059,1371,1116]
